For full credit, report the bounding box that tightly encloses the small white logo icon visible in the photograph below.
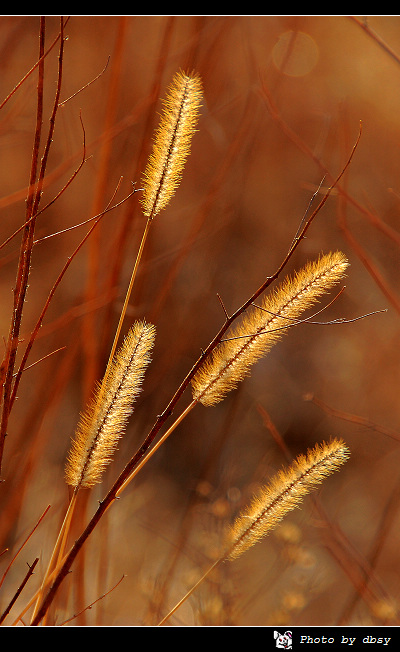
[274,630,292,650]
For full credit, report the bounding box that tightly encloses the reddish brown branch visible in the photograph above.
[305,393,400,443]
[0,17,69,111]
[0,558,39,625]
[59,574,125,626]
[10,181,138,411]
[0,17,47,473]
[0,19,70,473]
[0,505,50,624]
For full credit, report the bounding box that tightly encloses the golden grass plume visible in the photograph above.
[157,438,350,625]
[226,438,350,561]
[65,321,155,489]
[191,251,349,406]
[141,70,202,219]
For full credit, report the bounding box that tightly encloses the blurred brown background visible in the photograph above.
[0,15,399,626]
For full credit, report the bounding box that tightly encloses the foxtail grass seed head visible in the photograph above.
[65,321,155,489]
[226,438,350,561]
[191,251,349,406]
[141,71,202,219]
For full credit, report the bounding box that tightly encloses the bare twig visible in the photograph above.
[59,574,125,626]
[58,55,110,107]
[0,504,50,591]
[0,17,48,473]
[349,16,400,67]
[0,17,70,111]
[0,558,39,625]
[10,180,138,411]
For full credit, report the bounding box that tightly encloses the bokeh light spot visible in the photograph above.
[272,30,319,77]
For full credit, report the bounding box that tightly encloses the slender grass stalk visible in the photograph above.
[29,493,78,624]
[100,70,202,397]
[191,251,349,407]
[100,217,152,397]
[158,438,350,625]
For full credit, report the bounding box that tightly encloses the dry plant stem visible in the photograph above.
[30,492,78,624]
[30,118,362,628]
[12,549,70,625]
[0,505,50,591]
[0,18,45,471]
[59,575,126,626]
[0,17,69,112]
[348,16,400,66]
[158,558,222,626]
[0,17,65,473]
[100,217,152,397]
[0,558,39,625]
[10,179,135,412]
[0,137,87,252]
[1,117,88,252]
[308,394,400,443]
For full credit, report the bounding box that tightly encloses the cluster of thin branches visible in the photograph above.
[0,18,380,627]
